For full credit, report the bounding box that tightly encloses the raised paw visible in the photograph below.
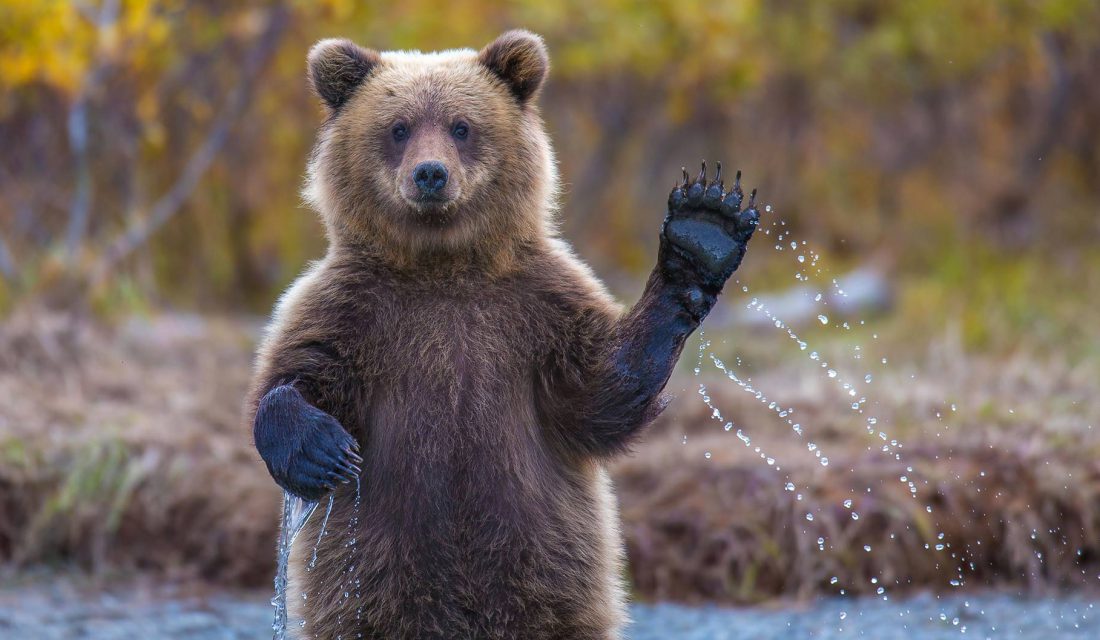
[253,385,362,501]
[661,161,760,293]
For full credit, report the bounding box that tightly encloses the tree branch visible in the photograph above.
[91,4,290,286]
[63,0,120,264]
[0,229,16,283]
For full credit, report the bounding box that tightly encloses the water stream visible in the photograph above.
[271,492,333,640]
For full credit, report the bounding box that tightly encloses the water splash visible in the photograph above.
[695,334,826,542]
[698,219,983,609]
[272,491,320,640]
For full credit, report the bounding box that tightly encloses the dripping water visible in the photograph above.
[308,493,336,571]
[272,492,318,640]
[272,491,335,639]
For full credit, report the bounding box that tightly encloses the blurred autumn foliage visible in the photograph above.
[1,0,1099,325]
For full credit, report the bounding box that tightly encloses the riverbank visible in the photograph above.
[2,311,1098,603]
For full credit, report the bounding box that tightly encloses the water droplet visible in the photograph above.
[817,314,829,325]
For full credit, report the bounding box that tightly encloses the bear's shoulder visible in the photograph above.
[516,238,622,322]
[263,253,387,341]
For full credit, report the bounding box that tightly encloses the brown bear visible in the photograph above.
[246,30,760,639]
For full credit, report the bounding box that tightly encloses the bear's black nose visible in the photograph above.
[413,161,448,197]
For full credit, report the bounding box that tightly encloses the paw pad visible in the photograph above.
[661,160,762,289]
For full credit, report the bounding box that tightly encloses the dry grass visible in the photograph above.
[0,310,277,584]
[616,320,1100,603]
[1,309,1098,603]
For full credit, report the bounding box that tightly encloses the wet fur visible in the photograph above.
[247,30,755,639]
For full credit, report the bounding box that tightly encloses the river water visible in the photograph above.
[1,578,1096,639]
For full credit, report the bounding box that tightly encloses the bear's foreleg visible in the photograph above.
[560,162,760,456]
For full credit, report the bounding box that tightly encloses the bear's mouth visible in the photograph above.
[403,195,459,227]
[414,192,451,207]
[398,184,457,213]
[410,206,455,228]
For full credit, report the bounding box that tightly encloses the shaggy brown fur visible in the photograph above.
[246,30,758,639]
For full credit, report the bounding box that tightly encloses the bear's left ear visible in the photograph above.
[308,38,382,111]
[478,30,549,106]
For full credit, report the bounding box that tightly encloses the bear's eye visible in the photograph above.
[392,123,409,142]
[451,122,469,141]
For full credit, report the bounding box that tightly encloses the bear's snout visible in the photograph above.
[412,161,449,199]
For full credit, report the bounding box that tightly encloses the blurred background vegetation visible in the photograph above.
[2,0,1098,351]
[2,0,1100,606]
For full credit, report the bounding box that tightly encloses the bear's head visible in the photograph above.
[303,30,555,269]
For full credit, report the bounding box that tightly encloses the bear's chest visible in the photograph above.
[369,283,538,393]
[353,279,558,478]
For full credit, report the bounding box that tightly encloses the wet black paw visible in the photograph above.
[660,161,760,294]
[254,385,362,501]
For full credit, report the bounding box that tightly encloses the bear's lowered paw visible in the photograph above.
[660,161,760,295]
[254,385,362,501]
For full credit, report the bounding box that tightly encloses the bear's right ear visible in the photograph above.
[307,39,382,110]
